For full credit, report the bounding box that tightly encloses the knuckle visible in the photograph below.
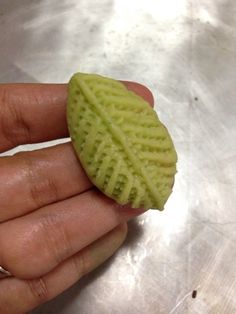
[27,277,49,305]
[23,154,58,208]
[0,88,31,146]
[39,213,73,266]
[71,250,88,278]
[30,177,58,208]
[0,87,9,109]
[0,211,72,277]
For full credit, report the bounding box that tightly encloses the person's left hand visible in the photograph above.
[0,81,154,313]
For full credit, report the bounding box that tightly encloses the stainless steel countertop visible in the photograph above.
[1,0,236,313]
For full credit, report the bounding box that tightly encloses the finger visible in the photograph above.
[124,81,154,106]
[0,223,127,314]
[0,189,143,279]
[0,82,154,152]
[0,84,68,153]
[0,142,92,222]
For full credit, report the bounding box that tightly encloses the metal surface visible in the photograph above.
[1,0,236,313]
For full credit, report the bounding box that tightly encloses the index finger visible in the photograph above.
[0,84,68,153]
[0,82,154,153]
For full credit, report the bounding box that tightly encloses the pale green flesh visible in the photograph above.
[67,73,177,210]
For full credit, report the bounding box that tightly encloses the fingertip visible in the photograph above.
[116,203,148,221]
[122,81,155,107]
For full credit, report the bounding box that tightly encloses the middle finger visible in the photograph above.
[0,142,92,222]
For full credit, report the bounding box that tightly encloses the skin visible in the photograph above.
[0,82,154,314]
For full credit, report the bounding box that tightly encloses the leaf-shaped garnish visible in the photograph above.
[67,73,177,210]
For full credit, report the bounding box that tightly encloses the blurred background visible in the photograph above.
[0,0,236,313]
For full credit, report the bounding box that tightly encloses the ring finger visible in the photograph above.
[0,189,143,279]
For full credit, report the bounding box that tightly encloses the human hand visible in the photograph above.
[0,81,154,313]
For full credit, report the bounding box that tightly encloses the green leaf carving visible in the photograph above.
[67,73,177,210]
